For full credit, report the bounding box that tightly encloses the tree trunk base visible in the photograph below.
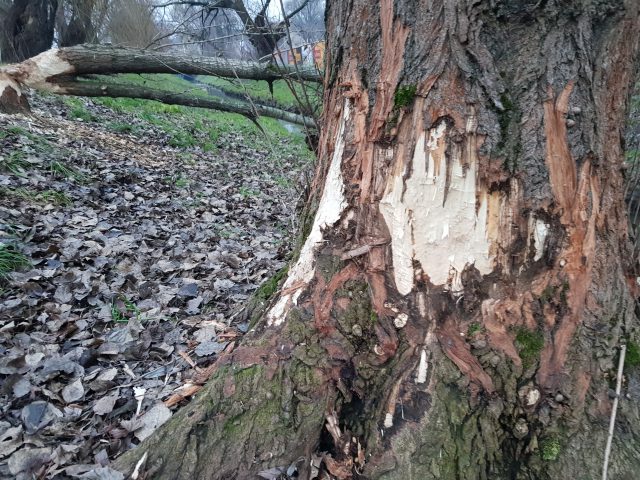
[0,76,30,114]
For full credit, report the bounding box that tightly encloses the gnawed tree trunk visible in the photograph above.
[115,0,640,479]
[0,44,319,125]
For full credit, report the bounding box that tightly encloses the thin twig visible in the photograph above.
[602,343,626,480]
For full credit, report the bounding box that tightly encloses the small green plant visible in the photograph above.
[1,151,30,176]
[111,295,142,323]
[65,98,96,122]
[0,243,31,279]
[239,186,260,198]
[107,121,136,134]
[50,160,87,182]
[0,125,28,139]
[174,175,189,188]
[394,84,417,109]
[541,437,561,461]
[515,328,544,368]
[38,190,72,206]
[467,322,483,336]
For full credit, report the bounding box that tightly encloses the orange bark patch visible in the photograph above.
[543,82,577,221]
[312,263,360,334]
[538,83,600,389]
[481,299,522,367]
[438,317,495,393]
[357,0,409,202]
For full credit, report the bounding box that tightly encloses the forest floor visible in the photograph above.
[0,89,314,479]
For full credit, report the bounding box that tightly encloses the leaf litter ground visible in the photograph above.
[0,93,312,479]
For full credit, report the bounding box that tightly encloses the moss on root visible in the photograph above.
[255,266,289,302]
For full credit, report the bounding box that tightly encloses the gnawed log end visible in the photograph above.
[0,77,30,114]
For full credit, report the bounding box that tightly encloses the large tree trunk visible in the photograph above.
[114,0,640,478]
[0,0,57,63]
[0,44,319,123]
[58,0,100,47]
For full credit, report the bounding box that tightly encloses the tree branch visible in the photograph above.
[58,78,315,127]
[283,0,310,21]
[3,44,321,83]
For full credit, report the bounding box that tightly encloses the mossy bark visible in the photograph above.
[116,1,640,478]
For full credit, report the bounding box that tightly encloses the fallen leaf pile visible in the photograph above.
[0,93,311,479]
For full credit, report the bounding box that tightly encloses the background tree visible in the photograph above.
[107,0,640,479]
[106,0,160,48]
[0,0,58,62]
[56,0,109,47]
[153,0,313,60]
[285,0,324,44]
[153,2,249,57]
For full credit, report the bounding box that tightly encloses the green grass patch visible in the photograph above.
[64,98,97,122]
[196,75,320,111]
[0,186,72,206]
[174,175,189,188]
[83,74,315,167]
[0,125,29,139]
[1,150,30,176]
[0,243,30,279]
[107,121,138,134]
[239,186,260,198]
[50,160,87,182]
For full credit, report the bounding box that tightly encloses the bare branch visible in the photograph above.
[283,0,310,21]
[55,77,314,126]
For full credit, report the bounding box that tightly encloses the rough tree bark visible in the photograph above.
[0,0,58,63]
[0,44,319,124]
[112,0,640,478]
[57,0,103,47]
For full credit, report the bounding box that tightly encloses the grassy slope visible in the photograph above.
[196,75,321,111]
[64,74,315,158]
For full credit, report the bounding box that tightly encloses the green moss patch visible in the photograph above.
[625,340,640,368]
[540,436,561,461]
[394,85,417,109]
[255,266,289,302]
[515,328,544,368]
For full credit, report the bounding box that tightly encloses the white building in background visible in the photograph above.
[272,32,324,69]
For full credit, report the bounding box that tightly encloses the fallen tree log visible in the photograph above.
[0,44,321,126]
[56,79,315,127]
